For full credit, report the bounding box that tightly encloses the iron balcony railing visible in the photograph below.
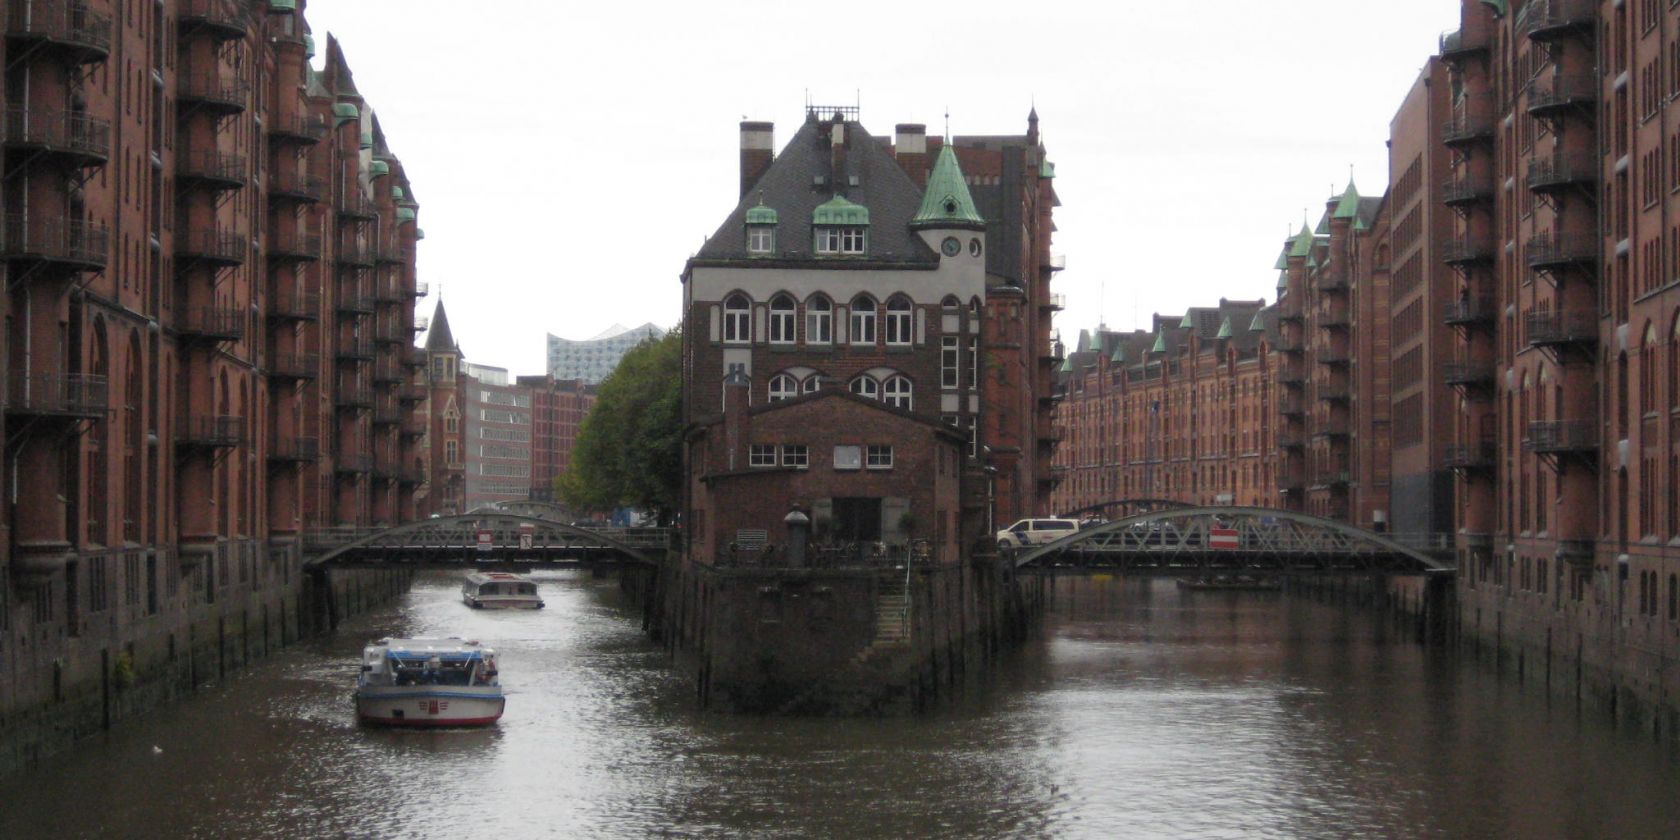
[178,72,249,113]
[268,436,320,462]
[1527,74,1598,115]
[402,417,427,437]
[1525,309,1597,347]
[5,371,107,417]
[268,353,320,380]
[1443,360,1497,387]
[176,306,244,342]
[269,170,324,203]
[1439,26,1490,60]
[373,400,402,425]
[403,347,427,369]
[1524,420,1597,454]
[175,228,244,265]
[375,244,405,265]
[398,466,425,484]
[1441,236,1495,265]
[336,244,374,266]
[2,107,111,163]
[1316,381,1351,402]
[398,383,427,403]
[1318,307,1351,329]
[1277,366,1307,386]
[1525,233,1598,270]
[1444,296,1498,326]
[335,341,374,363]
[6,0,113,59]
[335,383,373,407]
[1520,0,1596,41]
[177,149,246,189]
[1526,154,1598,192]
[1444,438,1498,470]
[412,280,430,297]
[178,415,243,448]
[268,290,322,321]
[1,213,109,268]
[177,0,249,39]
[372,358,403,382]
[1315,348,1351,366]
[269,114,328,145]
[268,232,321,262]
[337,192,378,221]
[412,315,430,332]
[335,289,374,315]
[1441,95,1495,145]
[1317,272,1349,292]
[1441,174,1494,206]
[334,453,373,474]
[1278,393,1305,416]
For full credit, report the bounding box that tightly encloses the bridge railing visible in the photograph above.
[713,539,935,570]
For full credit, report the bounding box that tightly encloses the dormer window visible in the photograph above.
[745,201,778,256]
[812,195,869,256]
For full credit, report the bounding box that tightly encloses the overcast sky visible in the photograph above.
[304,0,1462,374]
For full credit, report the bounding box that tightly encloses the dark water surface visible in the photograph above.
[3,572,1678,839]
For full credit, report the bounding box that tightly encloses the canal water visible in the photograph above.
[3,572,1679,839]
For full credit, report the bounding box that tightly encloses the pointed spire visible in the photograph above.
[1288,223,1315,258]
[912,145,985,229]
[425,298,458,353]
[1216,316,1233,340]
[1332,180,1361,220]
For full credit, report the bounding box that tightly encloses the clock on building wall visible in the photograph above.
[941,236,961,256]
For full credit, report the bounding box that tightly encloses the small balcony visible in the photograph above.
[267,232,321,263]
[1439,27,1490,62]
[1276,308,1303,324]
[335,383,373,408]
[178,149,246,191]
[334,453,373,474]
[373,400,402,426]
[269,114,328,146]
[1527,74,1597,120]
[1441,108,1495,148]
[5,0,113,63]
[1043,292,1066,311]
[1444,296,1498,327]
[1,213,109,270]
[373,322,405,346]
[177,0,249,41]
[1524,420,1597,455]
[1441,236,1495,267]
[398,466,425,485]
[336,243,374,267]
[1526,154,1598,195]
[1444,438,1498,471]
[412,316,430,333]
[1315,347,1350,367]
[1525,309,1597,349]
[375,244,405,266]
[2,107,111,167]
[267,352,320,381]
[176,306,244,342]
[1278,366,1307,386]
[372,358,403,382]
[1316,381,1351,402]
[401,417,427,438]
[412,280,430,297]
[1442,174,1494,208]
[178,415,243,449]
[335,289,374,315]
[1318,308,1351,330]
[402,347,427,369]
[178,72,249,116]
[1443,359,1497,389]
[1312,467,1351,487]
[175,228,244,266]
[335,341,374,363]
[268,436,320,463]
[1279,393,1305,417]
[268,170,324,205]
[337,192,378,221]
[5,372,107,418]
[1311,415,1351,439]
[1278,431,1306,450]
[1520,0,1596,43]
[397,383,427,404]
[1276,469,1305,494]
[372,282,405,304]
[1525,233,1598,272]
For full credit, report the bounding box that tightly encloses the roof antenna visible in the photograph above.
[943,106,950,142]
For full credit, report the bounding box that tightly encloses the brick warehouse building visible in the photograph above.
[1440,0,1680,714]
[1,0,423,765]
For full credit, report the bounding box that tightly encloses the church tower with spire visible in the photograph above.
[421,299,466,516]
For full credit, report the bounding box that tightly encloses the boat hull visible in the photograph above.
[463,596,543,610]
[355,688,506,727]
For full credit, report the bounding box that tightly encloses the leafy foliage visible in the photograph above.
[558,330,682,521]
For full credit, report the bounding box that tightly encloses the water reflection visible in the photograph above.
[1,572,1677,839]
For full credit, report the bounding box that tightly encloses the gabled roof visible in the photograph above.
[1288,224,1315,258]
[692,117,936,265]
[912,144,985,229]
[1331,181,1361,220]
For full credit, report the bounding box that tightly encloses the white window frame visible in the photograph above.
[883,375,912,410]
[723,294,751,344]
[802,375,823,394]
[806,295,832,344]
[768,373,799,402]
[850,296,876,345]
[781,444,809,469]
[747,225,774,255]
[840,226,866,254]
[849,376,879,400]
[749,444,777,467]
[941,337,959,388]
[768,295,797,344]
[885,297,912,346]
[815,227,842,254]
[866,444,893,469]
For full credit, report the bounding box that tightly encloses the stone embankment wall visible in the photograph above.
[0,563,409,778]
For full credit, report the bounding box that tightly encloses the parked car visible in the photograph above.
[995,518,1081,551]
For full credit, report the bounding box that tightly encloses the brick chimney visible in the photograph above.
[722,364,752,471]
[894,123,928,186]
[739,121,774,198]
[829,113,846,192]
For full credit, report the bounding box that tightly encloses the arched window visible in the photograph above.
[941,295,960,310]
[768,373,799,402]
[883,375,912,410]
[1641,324,1658,417]
[1618,352,1629,438]
[850,295,876,345]
[806,295,832,344]
[1670,313,1680,414]
[849,375,879,400]
[803,373,824,394]
[723,294,751,343]
[769,294,796,344]
[885,297,913,346]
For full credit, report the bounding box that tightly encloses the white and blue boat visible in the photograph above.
[354,638,505,726]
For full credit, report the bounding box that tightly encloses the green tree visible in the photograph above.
[558,329,682,522]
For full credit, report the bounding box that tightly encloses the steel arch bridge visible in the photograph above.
[304,513,658,569]
[1057,497,1193,520]
[481,500,573,521]
[1013,506,1453,576]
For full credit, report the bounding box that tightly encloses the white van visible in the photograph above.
[995,518,1081,550]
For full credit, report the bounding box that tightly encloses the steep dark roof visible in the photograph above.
[693,116,937,265]
[425,299,458,352]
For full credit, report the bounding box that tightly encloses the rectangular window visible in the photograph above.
[942,337,959,388]
[748,227,773,254]
[967,338,978,388]
[781,444,808,469]
[749,444,778,467]
[840,227,866,254]
[866,444,894,469]
[851,307,875,344]
[816,228,842,254]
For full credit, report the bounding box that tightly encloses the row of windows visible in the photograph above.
[479,409,530,425]
[724,293,915,345]
[479,390,531,408]
[747,225,868,256]
[764,370,915,410]
[748,443,893,470]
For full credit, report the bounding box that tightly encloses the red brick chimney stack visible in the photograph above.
[829,113,847,192]
[894,123,929,186]
[739,121,774,198]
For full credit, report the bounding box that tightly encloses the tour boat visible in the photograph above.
[354,637,505,727]
[461,571,545,609]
